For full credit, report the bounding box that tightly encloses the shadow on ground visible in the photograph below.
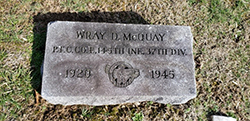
[30,11,149,94]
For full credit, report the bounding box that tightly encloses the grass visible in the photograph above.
[0,0,250,120]
[132,112,144,121]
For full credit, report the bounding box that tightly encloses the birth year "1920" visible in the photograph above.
[65,68,91,78]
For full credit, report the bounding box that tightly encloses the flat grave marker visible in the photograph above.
[41,21,196,105]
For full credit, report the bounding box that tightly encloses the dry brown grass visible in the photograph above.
[0,0,249,120]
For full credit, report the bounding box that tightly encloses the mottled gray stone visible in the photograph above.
[41,21,196,105]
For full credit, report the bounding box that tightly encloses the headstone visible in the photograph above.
[41,21,196,105]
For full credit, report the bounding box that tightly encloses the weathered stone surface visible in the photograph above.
[41,21,196,105]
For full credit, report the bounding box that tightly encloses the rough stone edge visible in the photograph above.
[42,94,196,106]
[47,21,192,29]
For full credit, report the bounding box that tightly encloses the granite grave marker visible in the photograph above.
[41,21,196,105]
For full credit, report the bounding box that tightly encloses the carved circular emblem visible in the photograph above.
[105,61,140,87]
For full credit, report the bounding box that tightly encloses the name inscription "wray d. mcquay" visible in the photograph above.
[41,21,196,106]
[76,30,165,41]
